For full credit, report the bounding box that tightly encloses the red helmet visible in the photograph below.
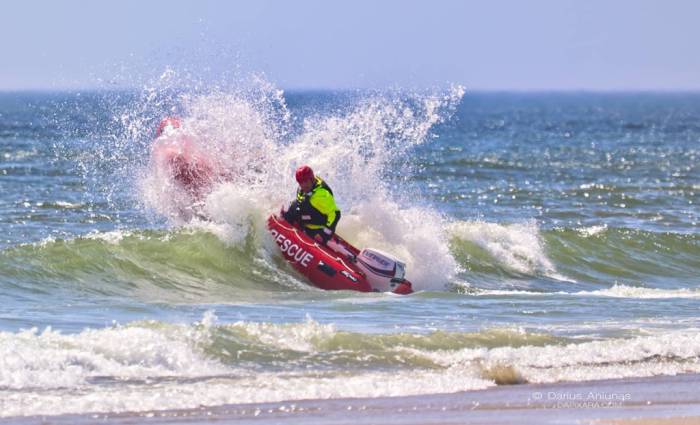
[295,165,315,184]
[156,117,181,137]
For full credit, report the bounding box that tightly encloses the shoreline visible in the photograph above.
[5,374,700,424]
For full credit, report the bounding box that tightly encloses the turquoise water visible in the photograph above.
[1,87,699,417]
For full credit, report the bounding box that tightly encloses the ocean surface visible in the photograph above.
[1,85,699,418]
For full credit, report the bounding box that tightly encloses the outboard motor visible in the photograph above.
[355,248,412,293]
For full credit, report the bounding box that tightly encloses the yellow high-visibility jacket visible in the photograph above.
[296,177,339,230]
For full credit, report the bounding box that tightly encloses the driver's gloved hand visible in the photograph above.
[321,227,333,243]
[282,203,300,223]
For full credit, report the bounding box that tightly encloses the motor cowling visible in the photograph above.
[355,248,411,293]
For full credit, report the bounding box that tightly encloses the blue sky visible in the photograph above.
[2,0,699,90]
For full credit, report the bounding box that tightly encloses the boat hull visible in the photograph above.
[267,215,413,294]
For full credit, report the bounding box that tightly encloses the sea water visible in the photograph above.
[1,83,699,417]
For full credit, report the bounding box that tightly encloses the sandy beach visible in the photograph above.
[4,374,700,425]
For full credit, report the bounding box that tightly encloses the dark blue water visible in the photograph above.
[1,87,699,417]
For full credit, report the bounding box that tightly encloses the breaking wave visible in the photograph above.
[78,76,466,291]
[1,222,698,300]
[10,75,700,295]
[2,314,700,417]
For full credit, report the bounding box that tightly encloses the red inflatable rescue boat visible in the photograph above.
[151,117,221,199]
[268,214,413,294]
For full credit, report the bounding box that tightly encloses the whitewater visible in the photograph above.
[1,78,699,418]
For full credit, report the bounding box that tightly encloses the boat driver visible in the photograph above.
[282,165,341,244]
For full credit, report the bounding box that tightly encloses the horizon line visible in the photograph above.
[2,86,700,95]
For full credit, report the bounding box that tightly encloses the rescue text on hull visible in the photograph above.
[267,214,413,294]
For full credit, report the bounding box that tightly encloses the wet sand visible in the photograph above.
[5,374,700,424]
[604,418,700,425]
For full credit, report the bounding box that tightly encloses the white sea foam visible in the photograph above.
[84,230,136,245]
[582,284,700,299]
[0,318,491,417]
[136,82,465,290]
[0,369,491,418]
[234,317,338,352]
[196,184,269,247]
[54,201,82,209]
[449,220,566,280]
[576,224,608,237]
[139,86,286,223]
[0,321,225,392]
[425,329,700,384]
[335,200,458,289]
[476,284,700,299]
[2,318,700,418]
